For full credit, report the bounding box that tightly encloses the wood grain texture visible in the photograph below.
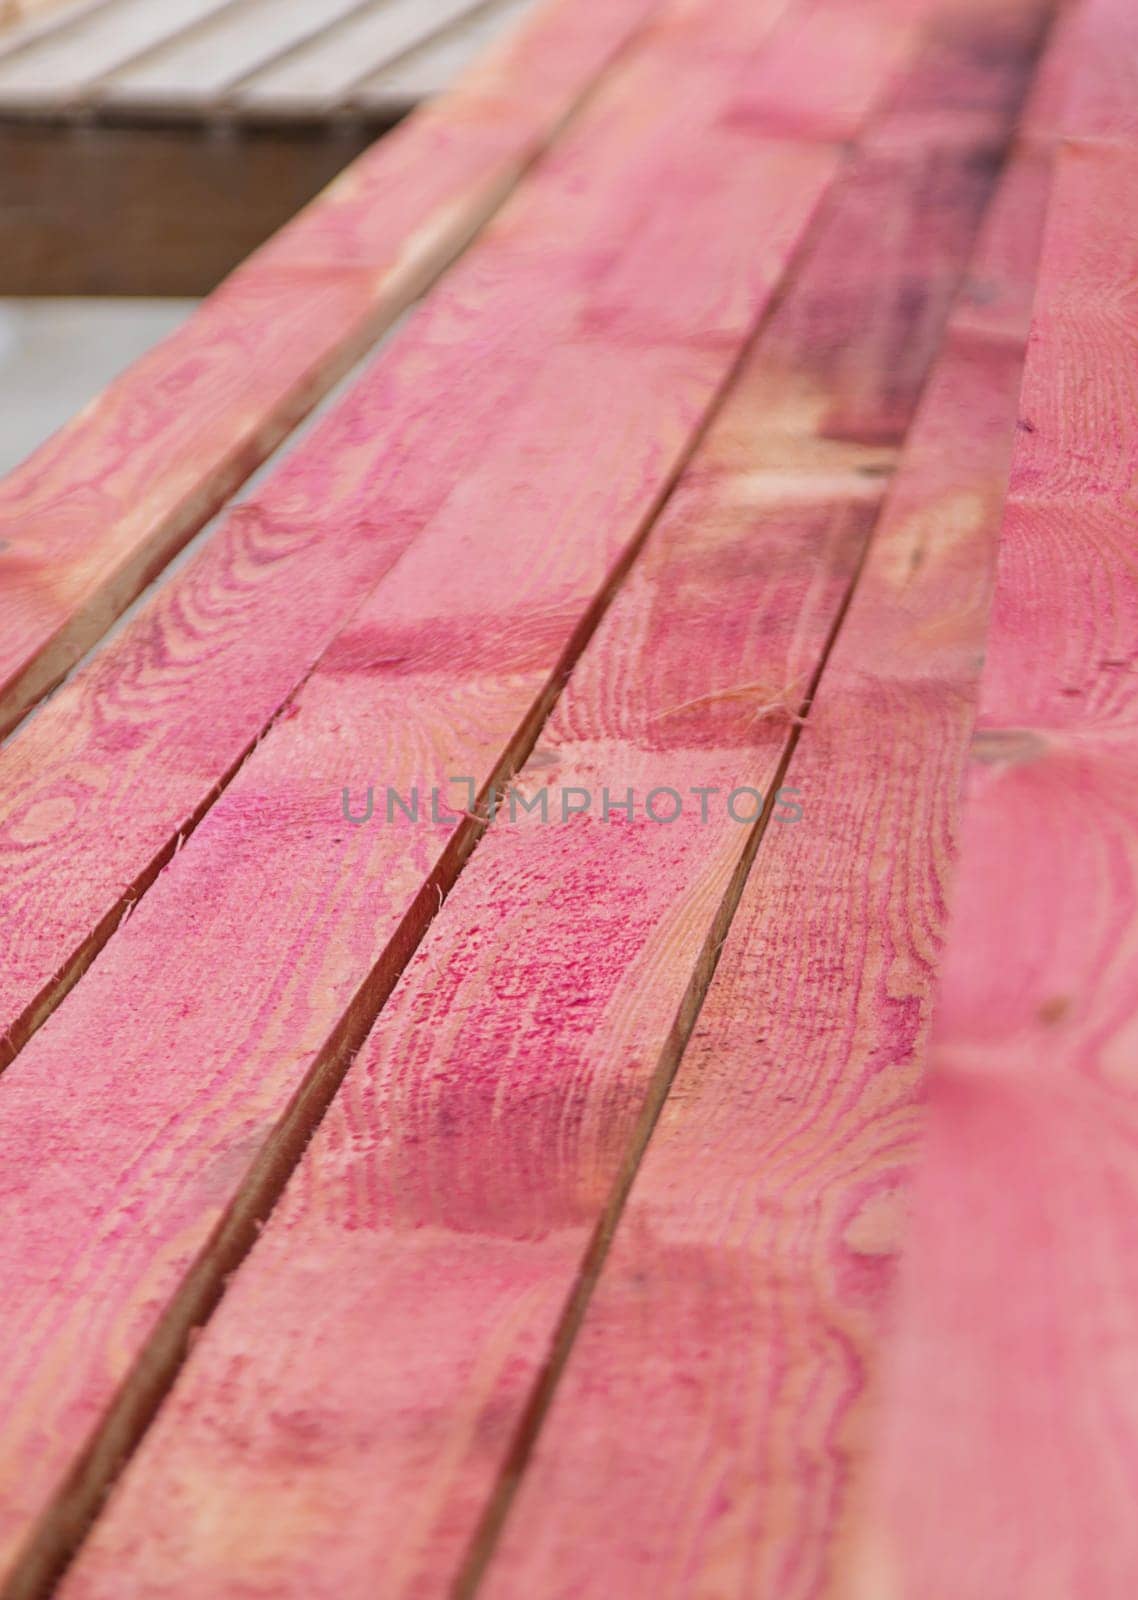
[478,129,1052,1600]
[852,134,1138,1600]
[51,24,1023,1600]
[0,0,105,57]
[0,120,383,297]
[0,0,807,1069]
[0,0,660,738]
[0,3,873,1591]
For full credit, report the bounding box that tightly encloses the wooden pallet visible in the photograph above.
[0,0,543,291]
[1,0,1135,1596]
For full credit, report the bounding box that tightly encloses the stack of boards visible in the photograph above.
[0,0,1135,1596]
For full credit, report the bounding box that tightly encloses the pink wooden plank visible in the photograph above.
[51,30,1027,1598]
[852,131,1138,1600]
[864,0,1051,152]
[0,2,894,1590]
[0,0,660,739]
[476,131,1054,1600]
[1056,0,1138,143]
[0,0,803,1070]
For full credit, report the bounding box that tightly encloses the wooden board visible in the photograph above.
[1056,0,1138,144]
[851,79,1138,1600]
[0,0,659,732]
[0,0,235,108]
[480,134,1054,1600]
[0,119,382,296]
[47,17,1037,1600]
[0,0,798,1075]
[100,0,415,116]
[231,0,514,122]
[0,3,872,1592]
[0,0,105,55]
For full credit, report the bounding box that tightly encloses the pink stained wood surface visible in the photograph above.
[475,129,1054,1600]
[851,138,1138,1600]
[0,0,661,740]
[1054,0,1138,143]
[862,0,1052,153]
[0,0,828,1072]
[52,40,1028,1600]
[0,1,903,1587]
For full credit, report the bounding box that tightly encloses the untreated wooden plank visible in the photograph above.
[99,0,388,116]
[0,0,660,733]
[355,0,537,118]
[1055,0,1138,144]
[478,131,1054,1600]
[55,460,867,1600]
[851,98,1138,1600]
[0,0,801,1071]
[231,0,493,121]
[0,3,870,1592]
[46,21,1030,1600]
[0,0,235,109]
[864,0,1052,153]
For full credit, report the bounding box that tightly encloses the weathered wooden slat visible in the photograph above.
[0,3,870,1593]
[0,0,659,737]
[354,0,537,117]
[478,129,1054,1600]
[0,119,386,296]
[0,0,111,66]
[0,0,235,106]
[1017,0,1081,148]
[99,0,386,115]
[48,23,1026,1600]
[851,111,1138,1600]
[232,0,491,120]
